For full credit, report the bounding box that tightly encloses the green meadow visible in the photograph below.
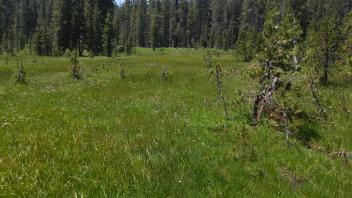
[0,48,351,197]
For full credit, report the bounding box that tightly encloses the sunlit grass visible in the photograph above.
[0,48,351,197]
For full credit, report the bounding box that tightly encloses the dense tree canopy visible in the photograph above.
[0,0,351,56]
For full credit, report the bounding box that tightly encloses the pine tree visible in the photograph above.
[102,11,114,57]
[22,0,37,42]
[240,0,266,32]
[236,25,256,62]
[125,36,133,55]
[343,12,352,61]
[120,0,133,54]
[136,0,148,47]
[15,58,26,84]
[169,0,179,47]
[259,4,302,71]
[178,0,188,47]
[13,0,24,53]
[0,0,4,54]
[71,0,86,55]
[0,0,351,56]
[226,0,243,48]
[161,0,171,47]
[32,0,52,56]
[210,0,226,48]
[1,0,15,54]
[306,14,341,84]
[51,0,62,56]
[130,1,138,48]
[186,1,197,47]
[58,0,73,52]
[113,5,121,50]
[253,3,302,126]
[84,0,94,55]
[196,0,211,47]
[150,0,162,51]
[70,49,81,80]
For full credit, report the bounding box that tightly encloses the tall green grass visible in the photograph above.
[0,48,351,197]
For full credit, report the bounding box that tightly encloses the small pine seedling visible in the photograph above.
[89,50,94,58]
[161,64,168,81]
[214,64,229,121]
[15,58,26,84]
[70,50,82,80]
[120,65,126,79]
[204,49,213,68]
[31,54,38,63]
[4,52,9,66]
[64,49,72,57]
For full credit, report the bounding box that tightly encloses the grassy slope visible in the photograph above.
[0,48,351,197]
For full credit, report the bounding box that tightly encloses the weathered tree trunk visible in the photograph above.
[252,76,279,123]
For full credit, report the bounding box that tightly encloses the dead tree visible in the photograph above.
[15,58,26,84]
[215,64,230,121]
[204,49,213,68]
[252,67,279,123]
[120,65,126,79]
[70,50,81,80]
[161,64,168,81]
[309,78,328,120]
[252,68,293,146]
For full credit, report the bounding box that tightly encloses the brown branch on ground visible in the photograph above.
[278,167,307,189]
[329,150,352,163]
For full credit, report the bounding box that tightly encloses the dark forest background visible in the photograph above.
[0,0,352,56]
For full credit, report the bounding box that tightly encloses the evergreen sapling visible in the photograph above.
[70,50,82,80]
[15,58,26,84]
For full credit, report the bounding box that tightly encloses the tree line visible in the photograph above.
[0,0,352,57]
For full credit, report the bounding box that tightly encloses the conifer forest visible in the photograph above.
[1,0,352,197]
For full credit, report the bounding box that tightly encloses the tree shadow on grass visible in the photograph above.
[325,78,352,89]
[295,122,321,147]
[289,110,321,146]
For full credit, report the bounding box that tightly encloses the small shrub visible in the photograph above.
[204,49,213,68]
[125,40,133,55]
[236,25,257,62]
[4,52,9,66]
[64,49,72,57]
[214,64,229,121]
[15,59,26,84]
[161,64,168,81]
[213,49,221,57]
[233,129,257,162]
[31,54,38,63]
[89,50,94,58]
[246,64,263,79]
[70,50,82,80]
[120,65,126,79]
[118,45,125,54]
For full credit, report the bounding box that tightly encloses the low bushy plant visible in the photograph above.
[70,50,82,80]
[120,65,126,79]
[4,52,9,66]
[15,59,26,84]
[161,64,168,81]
